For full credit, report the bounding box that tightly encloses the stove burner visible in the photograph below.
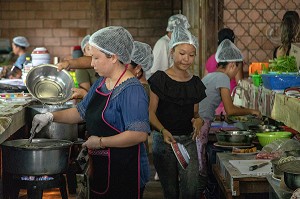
[21,175,54,181]
[3,173,68,199]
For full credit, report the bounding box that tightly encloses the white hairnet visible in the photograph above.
[89,26,134,64]
[81,35,90,51]
[131,41,154,72]
[166,14,190,32]
[13,36,30,48]
[169,26,199,50]
[215,39,243,63]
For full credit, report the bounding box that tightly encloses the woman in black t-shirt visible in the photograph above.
[148,26,206,199]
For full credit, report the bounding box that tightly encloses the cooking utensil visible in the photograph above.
[277,160,300,190]
[1,138,72,175]
[25,64,74,105]
[256,131,292,146]
[26,104,78,141]
[216,130,255,146]
[27,128,36,144]
[171,142,190,170]
[249,162,269,171]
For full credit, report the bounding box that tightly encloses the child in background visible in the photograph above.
[197,39,261,190]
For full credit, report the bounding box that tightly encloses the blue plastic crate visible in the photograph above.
[261,74,300,90]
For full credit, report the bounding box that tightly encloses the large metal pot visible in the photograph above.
[26,104,78,141]
[278,160,300,190]
[1,139,72,175]
[216,130,255,146]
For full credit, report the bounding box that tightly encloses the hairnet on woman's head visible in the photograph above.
[13,36,30,48]
[215,39,243,63]
[166,14,190,32]
[169,26,199,50]
[81,35,90,51]
[89,26,134,64]
[131,41,154,72]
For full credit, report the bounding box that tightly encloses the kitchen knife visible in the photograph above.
[249,162,269,171]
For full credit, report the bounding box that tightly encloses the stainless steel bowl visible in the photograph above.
[248,124,280,132]
[216,130,255,146]
[26,64,74,105]
[277,160,300,190]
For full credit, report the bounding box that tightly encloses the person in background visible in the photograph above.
[197,39,261,194]
[148,25,207,199]
[0,36,30,79]
[273,11,300,58]
[31,26,151,199]
[128,41,153,97]
[73,35,98,99]
[204,28,243,115]
[146,14,190,79]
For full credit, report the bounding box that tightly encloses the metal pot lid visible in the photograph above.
[277,160,300,174]
[1,138,73,149]
[26,64,74,105]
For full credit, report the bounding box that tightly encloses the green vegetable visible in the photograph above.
[269,55,298,73]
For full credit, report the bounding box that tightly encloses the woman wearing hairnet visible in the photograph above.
[31,26,151,199]
[146,14,190,79]
[0,36,30,79]
[73,35,98,99]
[148,26,207,199]
[197,39,261,191]
[128,41,153,97]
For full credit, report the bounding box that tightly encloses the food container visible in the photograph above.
[215,130,256,146]
[277,160,300,190]
[26,64,74,105]
[261,73,300,90]
[256,131,292,146]
[31,47,51,66]
[248,125,280,132]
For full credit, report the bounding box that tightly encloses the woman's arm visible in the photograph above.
[57,56,92,71]
[82,131,148,149]
[221,87,261,117]
[191,104,204,140]
[52,107,83,124]
[149,90,175,144]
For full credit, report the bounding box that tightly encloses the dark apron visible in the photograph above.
[85,73,140,199]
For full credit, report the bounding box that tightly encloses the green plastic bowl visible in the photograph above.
[256,131,292,146]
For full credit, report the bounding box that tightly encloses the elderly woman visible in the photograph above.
[31,26,151,199]
[148,26,207,199]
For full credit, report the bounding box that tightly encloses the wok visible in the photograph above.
[1,139,73,175]
[216,130,255,146]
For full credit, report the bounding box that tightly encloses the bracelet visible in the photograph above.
[99,137,105,149]
[159,128,165,134]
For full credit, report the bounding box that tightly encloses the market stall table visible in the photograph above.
[212,152,270,199]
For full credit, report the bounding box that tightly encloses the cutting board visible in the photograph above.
[229,160,272,175]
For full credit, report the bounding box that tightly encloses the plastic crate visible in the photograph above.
[261,73,300,90]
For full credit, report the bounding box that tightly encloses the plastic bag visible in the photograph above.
[256,139,300,160]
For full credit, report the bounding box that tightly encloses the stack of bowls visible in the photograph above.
[31,47,51,66]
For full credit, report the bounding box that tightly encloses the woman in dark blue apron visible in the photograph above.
[31,26,151,199]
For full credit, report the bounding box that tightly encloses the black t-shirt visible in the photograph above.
[148,71,206,136]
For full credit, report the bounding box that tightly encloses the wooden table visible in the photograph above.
[212,152,269,199]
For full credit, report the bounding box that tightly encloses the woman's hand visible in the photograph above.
[82,135,103,149]
[191,117,204,140]
[71,88,88,99]
[161,129,176,145]
[251,109,262,119]
[56,60,70,71]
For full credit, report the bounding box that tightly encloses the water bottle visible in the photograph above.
[22,56,33,84]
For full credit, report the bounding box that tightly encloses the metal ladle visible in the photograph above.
[27,128,36,144]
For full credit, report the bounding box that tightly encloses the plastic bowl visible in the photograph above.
[256,131,292,146]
